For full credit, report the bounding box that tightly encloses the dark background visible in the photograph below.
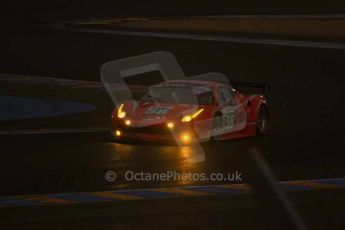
[0,2,344,229]
[1,0,345,17]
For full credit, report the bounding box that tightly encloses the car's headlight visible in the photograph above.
[181,108,204,122]
[117,103,126,119]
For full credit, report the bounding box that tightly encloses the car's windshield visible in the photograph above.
[143,83,214,105]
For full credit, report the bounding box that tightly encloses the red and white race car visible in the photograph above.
[110,78,269,144]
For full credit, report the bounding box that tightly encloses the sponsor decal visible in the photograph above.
[144,107,170,115]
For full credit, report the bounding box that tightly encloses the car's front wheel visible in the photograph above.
[256,106,268,136]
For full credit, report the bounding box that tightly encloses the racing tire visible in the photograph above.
[256,106,268,136]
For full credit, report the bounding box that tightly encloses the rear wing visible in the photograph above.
[184,73,270,94]
[188,73,230,86]
[231,81,270,93]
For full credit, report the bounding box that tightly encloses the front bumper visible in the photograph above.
[111,122,203,144]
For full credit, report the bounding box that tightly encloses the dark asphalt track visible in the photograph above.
[0,21,345,197]
[1,130,344,196]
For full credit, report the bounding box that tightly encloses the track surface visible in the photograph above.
[0,21,345,197]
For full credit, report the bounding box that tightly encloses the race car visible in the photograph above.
[110,78,269,144]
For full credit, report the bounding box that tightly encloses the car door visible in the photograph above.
[217,86,247,134]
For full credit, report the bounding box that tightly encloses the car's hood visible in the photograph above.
[127,101,199,127]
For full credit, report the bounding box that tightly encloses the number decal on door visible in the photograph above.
[223,112,235,131]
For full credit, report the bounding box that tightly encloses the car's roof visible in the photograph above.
[157,79,226,88]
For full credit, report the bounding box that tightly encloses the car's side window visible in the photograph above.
[218,87,235,105]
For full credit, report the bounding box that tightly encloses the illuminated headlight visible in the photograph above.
[181,108,204,122]
[125,119,131,126]
[117,104,126,119]
[180,132,191,143]
[167,122,175,129]
[115,130,121,136]
[181,115,192,122]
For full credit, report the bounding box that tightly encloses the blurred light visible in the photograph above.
[115,130,121,136]
[181,115,192,122]
[181,108,204,122]
[167,122,174,129]
[125,119,131,126]
[117,104,126,119]
[180,132,191,144]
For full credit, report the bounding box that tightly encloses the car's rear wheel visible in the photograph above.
[256,106,268,136]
